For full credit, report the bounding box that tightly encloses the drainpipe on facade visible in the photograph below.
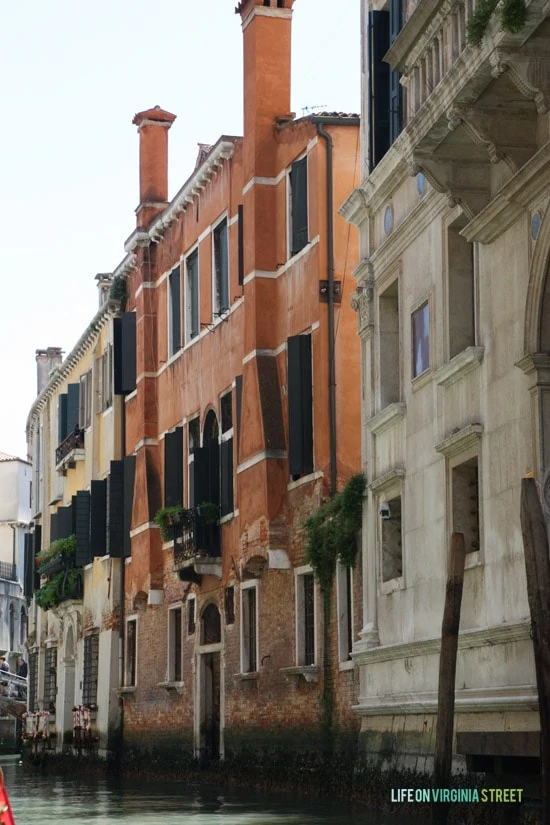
[311,116,360,497]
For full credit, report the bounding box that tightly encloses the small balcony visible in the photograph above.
[170,508,221,582]
[0,562,17,582]
[55,428,85,474]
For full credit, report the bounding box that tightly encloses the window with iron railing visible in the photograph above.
[43,647,57,712]
[82,635,99,706]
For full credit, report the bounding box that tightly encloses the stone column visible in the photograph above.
[517,354,550,481]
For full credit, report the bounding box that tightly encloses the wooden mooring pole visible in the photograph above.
[520,478,550,825]
[431,532,466,825]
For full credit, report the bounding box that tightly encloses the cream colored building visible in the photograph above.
[26,279,125,754]
[342,0,550,774]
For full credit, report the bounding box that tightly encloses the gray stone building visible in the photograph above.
[342,0,549,774]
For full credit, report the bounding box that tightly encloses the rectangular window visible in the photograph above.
[187,596,196,636]
[220,390,234,518]
[28,651,39,712]
[379,280,400,407]
[224,586,235,625]
[103,345,113,409]
[412,302,430,378]
[185,250,199,343]
[451,455,480,554]
[287,334,313,477]
[289,157,308,257]
[381,494,403,582]
[367,0,403,172]
[213,217,229,317]
[79,370,92,429]
[168,265,182,356]
[296,571,316,666]
[164,427,184,508]
[447,227,475,360]
[241,584,258,673]
[82,635,99,706]
[168,607,183,682]
[43,647,57,712]
[187,417,200,508]
[336,562,353,663]
[125,619,137,687]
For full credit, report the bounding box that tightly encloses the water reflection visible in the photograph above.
[1,757,424,825]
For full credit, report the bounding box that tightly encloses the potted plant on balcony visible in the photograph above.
[154,506,193,542]
[197,502,220,525]
[36,535,77,577]
[35,567,83,611]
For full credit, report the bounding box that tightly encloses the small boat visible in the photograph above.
[0,769,15,825]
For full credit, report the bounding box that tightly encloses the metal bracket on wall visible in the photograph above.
[319,280,342,304]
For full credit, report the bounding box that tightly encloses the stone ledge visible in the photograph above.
[435,423,483,458]
[157,681,185,695]
[368,403,406,436]
[280,666,320,683]
[353,684,538,716]
[434,347,484,387]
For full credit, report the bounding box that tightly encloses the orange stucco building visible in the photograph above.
[116,0,361,761]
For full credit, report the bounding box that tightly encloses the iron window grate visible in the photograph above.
[43,647,57,712]
[82,635,99,706]
[28,652,39,712]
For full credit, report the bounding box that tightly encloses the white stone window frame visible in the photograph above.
[375,267,402,414]
[124,616,138,688]
[78,369,93,431]
[294,565,317,667]
[165,603,184,686]
[167,262,183,359]
[442,209,479,364]
[371,470,405,595]
[240,579,259,675]
[211,211,230,323]
[286,150,310,262]
[410,294,432,385]
[436,424,484,570]
[184,243,200,345]
[336,560,354,669]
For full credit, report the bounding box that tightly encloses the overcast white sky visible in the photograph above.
[0,0,360,459]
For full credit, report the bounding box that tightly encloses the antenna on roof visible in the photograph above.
[301,104,327,116]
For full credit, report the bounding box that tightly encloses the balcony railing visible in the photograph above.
[55,428,85,469]
[0,562,17,582]
[172,508,221,570]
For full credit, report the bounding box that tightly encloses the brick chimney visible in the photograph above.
[132,105,177,227]
[236,0,295,180]
[36,347,63,394]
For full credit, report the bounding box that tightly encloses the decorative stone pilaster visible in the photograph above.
[516,353,550,481]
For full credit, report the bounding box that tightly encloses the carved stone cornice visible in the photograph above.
[367,402,407,436]
[434,347,484,387]
[351,258,374,287]
[435,423,483,458]
[490,49,550,115]
[339,187,370,226]
[351,286,374,335]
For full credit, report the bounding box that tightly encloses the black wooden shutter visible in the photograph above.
[67,383,80,433]
[57,504,73,539]
[24,533,34,603]
[123,455,136,558]
[208,439,220,505]
[114,313,137,395]
[221,438,234,517]
[106,461,124,557]
[193,447,210,550]
[164,427,184,507]
[75,491,91,567]
[33,526,42,591]
[290,158,308,255]
[169,267,181,352]
[50,512,59,543]
[368,11,390,171]
[389,0,403,143]
[238,205,244,287]
[90,480,107,558]
[58,394,68,444]
[287,334,314,476]
[235,374,243,452]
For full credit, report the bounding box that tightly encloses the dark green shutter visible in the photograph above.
[67,384,80,433]
[50,512,59,543]
[24,533,34,603]
[113,317,123,395]
[287,334,314,476]
[75,491,91,567]
[32,526,42,591]
[123,455,136,558]
[169,267,181,352]
[290,158,308,255]
[238,205,244,287]
[221,438,234,517]
[114,313,137,395]
[164,427,184,507]
[106,461,124,557]
[368,11,390,171]
[57,504,73,539]
[389,0,403,143]
[90,480,107,558]
[58,394,68,444]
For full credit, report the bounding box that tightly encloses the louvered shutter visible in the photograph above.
[389,0,403,143]
[24,534,34,603]
[164,428,184,507]
[290,158,308,256]
[238,205,244,287]
[368,11,390,171]
[90,480,107,558]
[106,461,124,557]
[75,491,91,567]
[123,455,136,558]
[169,267,181,353]
[32,526,42,591]
[50,512,59,543]
[57,504,73,539]
[114,313,137,395]
[287,334,314,476]
[67,383,80,433]
[58,394,68,444]
[221,439,234,517]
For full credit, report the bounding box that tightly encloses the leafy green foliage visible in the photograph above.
[36,534,76,566]
[154,506,193,541]
[35,568,83,610]
[109,275,127,311]
[304,473,365,592]
[467,0,527,46]
[198,502,220,526]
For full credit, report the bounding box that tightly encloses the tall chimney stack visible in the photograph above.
[132,105,177,227]
[36,347,63,395]
[236,0,295,180]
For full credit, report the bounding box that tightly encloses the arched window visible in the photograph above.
[201,603,221,645]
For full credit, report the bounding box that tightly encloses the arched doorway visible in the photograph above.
[195,602,222,761]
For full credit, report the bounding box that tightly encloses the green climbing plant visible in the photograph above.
[109,275,127,311]
[35,568,83,610]
[467,0,527,46]
[154,506,193,541]
[36,534,76,567]
[303,473,366,755]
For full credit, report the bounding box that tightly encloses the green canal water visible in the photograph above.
[0,757,427,825]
